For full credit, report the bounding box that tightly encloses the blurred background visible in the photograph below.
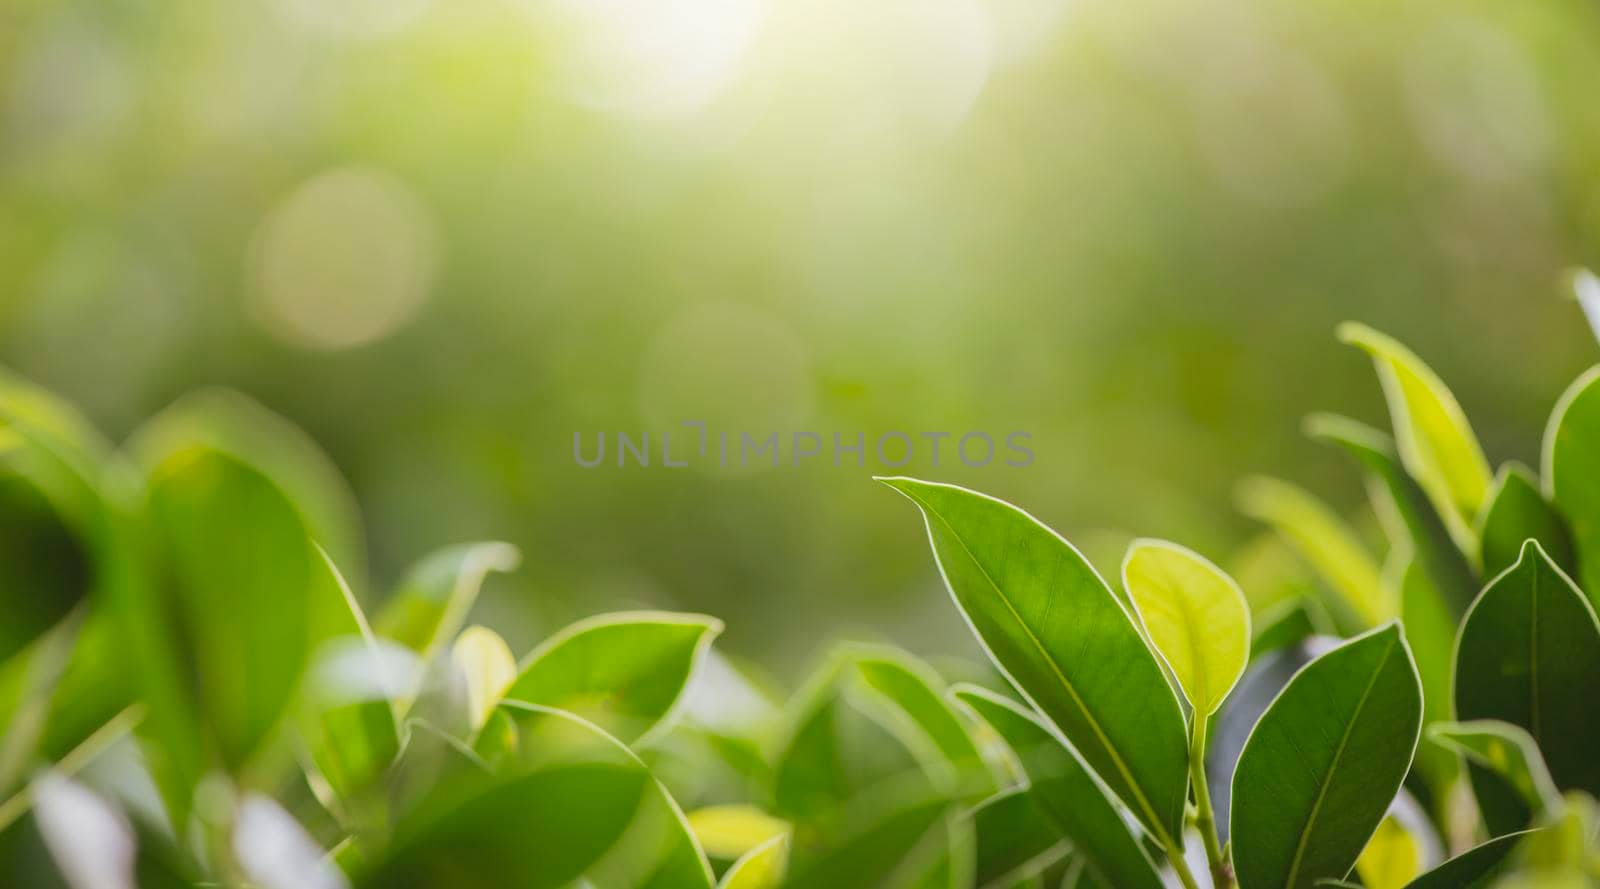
[3,0,1600,676]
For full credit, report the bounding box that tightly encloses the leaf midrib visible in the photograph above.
[911,491,1177,847]
[1283,635,1396,888]
[1528,565,1542,742]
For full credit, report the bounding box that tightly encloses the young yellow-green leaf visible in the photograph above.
[375,542,520,659]
[452,626,516,732]
[1307,415,1479,615]
[1339,322,1492,551]
[950,685,1163,889]
[1478,464,1575,580]
[686,805,788,860]
[1121,540,1251,716]
[1236,475,1385,630]
[879,478,1189,848]
[967,788,1070,887]
[1453,541,1600,806]
[367,704,714,889]
[1354,816,1423,889]
[1399,830,1531,889]
[1542,366,1600,613]
[718,834,789,889]
[1428,721,1560,820]
[501,611,721,745]
[1231,624,1424,889]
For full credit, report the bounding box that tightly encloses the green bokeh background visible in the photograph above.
[4,0,1600,672]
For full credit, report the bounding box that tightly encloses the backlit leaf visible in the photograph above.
[1121,539,1250,716]
[1339,322,1492,552]
[880,478,1189,848]
[1236,475,1385,630]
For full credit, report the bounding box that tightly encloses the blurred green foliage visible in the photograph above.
[4,0,1600,672]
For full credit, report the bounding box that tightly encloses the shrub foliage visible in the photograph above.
[1,321,1598,888]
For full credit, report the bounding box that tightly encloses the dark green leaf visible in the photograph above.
[1453,541,1600,810]
[1544,366,1600,612]
[1231,623,1424,889]
[1477,463,1574,579]
[879,478,1189,848]
[1400,830,1531,889]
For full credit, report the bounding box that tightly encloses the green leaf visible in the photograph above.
[1543,365,1600,613]
[374,542,520,659]
[1236,475,1385,630]
[0,374,133,784]
[782,788,955,889]
[1250,598,1331,662]
[1478,464,1575,580]
[132,388,368,591]
[1428,721,1560,820]
[144,447,316,772]
[365,703,714,889]
[1339,322,1492,551]
[771,658,923,825]
[1399,830,1531,889]
[1453,541,1600,805]
[718,834,789,889]
[299,546,407,819]
[1121,539,1251,716]
[879,477,1189,848]
[1230,623,1424,889]
[845,644,992,797]
[950,684,1163,889]
[966,788,1069,887]
[1306,415,1478,615]
[501,611,722,745]
[1392,560,1458,794]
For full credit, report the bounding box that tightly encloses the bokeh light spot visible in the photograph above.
[250,167,439,351]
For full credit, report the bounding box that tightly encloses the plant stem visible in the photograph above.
[1191,712,1233,888]
[1166,836,1205,889]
